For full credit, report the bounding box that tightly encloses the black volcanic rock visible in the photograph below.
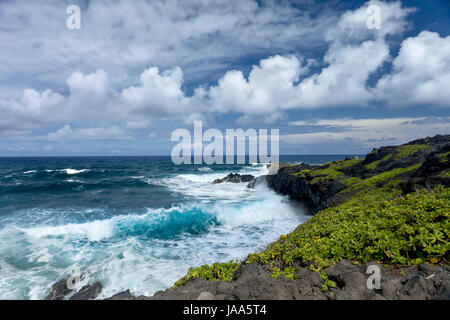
[45,278,72,300]
[69,282,102,300]
[213,173,255,184]
[106,260,450,300]
[45,279,102,300]
[259,134,450,213]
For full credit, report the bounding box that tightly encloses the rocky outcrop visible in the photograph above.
[213,173,255,184]
[258,135,450,213]
[45,279,102,300]
[69,282,102,300]
[263,165,347,214]
[45,279,73,300]
[102,261,449,300]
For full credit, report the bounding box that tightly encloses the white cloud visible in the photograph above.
[326,0,414,42]
[46,125,130,141]
[376,31,450,107]
[67,69,108,98]
[285,117,450,148]
[203,0,411,111]
[0,0,332,96]
[207,55,304,115]
[121,67,195,116]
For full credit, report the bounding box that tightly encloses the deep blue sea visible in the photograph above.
[0,155,356,299]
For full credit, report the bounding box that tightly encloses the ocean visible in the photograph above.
[0,155,354,299]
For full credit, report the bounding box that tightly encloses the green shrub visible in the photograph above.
[172,261,240,288]
[248,186,449,274]
[328,158,363,170]
[438,151,450,163]
[310,168,346,183]
[395,144,429,159]
[345,164,422,192]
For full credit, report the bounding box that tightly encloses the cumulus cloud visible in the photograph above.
[376,31,450,107]
[121,67,194,116]
[46,125,130,141]
[207,55,304,115]
[201,0,413,111]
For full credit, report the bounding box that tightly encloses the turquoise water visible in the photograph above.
[0,155,353,299]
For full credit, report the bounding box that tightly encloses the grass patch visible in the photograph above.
[346,164,422,192]
[365,154,393,170]
[395,144,429,159]
[248,186,449,273]
[310,168,346,183]
[341,177,362,186]
[440,170,450,178]
[438,151,450,163]
[328,158,363,170]
[292,169,311,177]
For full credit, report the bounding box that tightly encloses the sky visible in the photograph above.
[0,0,449,156]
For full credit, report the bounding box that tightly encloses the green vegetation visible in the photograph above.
[341,177,362,186]
[291,158,362,178]
[395,144,429,159]
[248,186,449,274]
[172,261,240,288]
[328,158,363,170]
[440,170,450,178]
[344,163,422,192]
[292,169,311,177]
[438,151,450,163]
[310,168,346,183]
[365,154,392,170]
[319,272,338,292]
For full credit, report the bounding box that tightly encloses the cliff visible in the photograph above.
[262,134,450,214]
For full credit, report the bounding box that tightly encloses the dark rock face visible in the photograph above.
[45,279,72,300]
[213,173,255,184]
[69,282,102,300]
[45,279,102,300]
[105,290,140,300]
[107,260,450,300]
[264,168,346,214]
[259,135,450,214]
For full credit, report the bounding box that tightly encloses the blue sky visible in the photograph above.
[0,0,449,156]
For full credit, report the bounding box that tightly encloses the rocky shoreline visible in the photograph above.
[45,135,450,300]
[46,260,450,300]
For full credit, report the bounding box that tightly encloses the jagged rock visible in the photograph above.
[105,290,136,300]
[213,173,255,184]
[45,279,103,300]
[129,260,449,300]
[69,282,102,300]
[196,292,215,300]
[45,278,72,300]
[261,135,450,213]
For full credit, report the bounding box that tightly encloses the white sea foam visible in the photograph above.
[0,164,307,300]
[23,170,37,174]
[63,169,89,175]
